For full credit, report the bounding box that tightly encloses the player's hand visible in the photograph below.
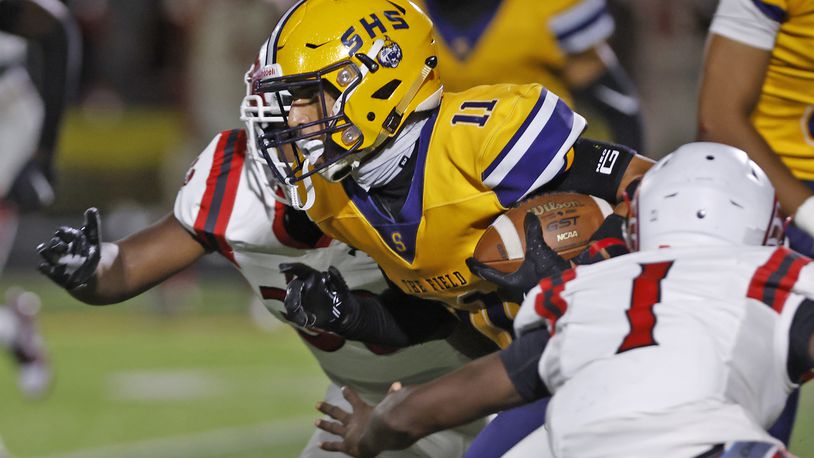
[7,159,55,213]
[316,386,377,458]
[279,263,356,332]
[570,213,630,265]
[36,208,102,290]
[467,213,570,304]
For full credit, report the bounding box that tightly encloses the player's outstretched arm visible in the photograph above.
[316,351,525,458]
[698,34,814,230]
[37,209,206,305]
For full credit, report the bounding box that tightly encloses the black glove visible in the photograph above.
[279,263,359,332]
[7,159,55,213]
[467,213,571,304]
[36,208,102,290]
[570,213,630,265]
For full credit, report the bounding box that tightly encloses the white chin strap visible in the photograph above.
[286,166,316,211]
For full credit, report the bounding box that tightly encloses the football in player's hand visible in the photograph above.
[473,192,612,273]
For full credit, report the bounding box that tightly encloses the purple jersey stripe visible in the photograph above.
[491,98,575,206]
[482,89,548,181]
[751,0,788,22]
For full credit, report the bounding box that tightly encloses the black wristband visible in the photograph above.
[547,138,635,204]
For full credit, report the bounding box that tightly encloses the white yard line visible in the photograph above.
[35,417,316,458]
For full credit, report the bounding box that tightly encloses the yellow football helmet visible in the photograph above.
[243,0,443,190]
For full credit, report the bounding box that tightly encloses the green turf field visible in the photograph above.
[0,271,327,457]
[0,272,812,457]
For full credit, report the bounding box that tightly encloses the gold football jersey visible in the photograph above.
[411,0,616,103]
[751,0,814,179]
[306,83,586,347]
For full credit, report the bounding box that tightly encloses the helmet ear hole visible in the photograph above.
[372,79,403,100]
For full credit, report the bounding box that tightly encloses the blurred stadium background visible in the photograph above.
[2,0,813,456]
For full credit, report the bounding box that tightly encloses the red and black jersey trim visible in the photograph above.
[193,129,246,264]
[271,191,332,249]
[534,269,577,334]
[747,247,811,313]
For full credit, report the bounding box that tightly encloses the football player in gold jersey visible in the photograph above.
[243,0,650,349]
[241,1,652,455]
[699,0,814,255]
[412,0,644,150]
[697,0,814,445]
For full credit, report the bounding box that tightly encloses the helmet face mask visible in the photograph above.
[241,0,443,190]
[242,61,363,184]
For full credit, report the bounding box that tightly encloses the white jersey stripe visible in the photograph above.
[558,15,615,54]
[482,90,559,189]
[520,110,587,201]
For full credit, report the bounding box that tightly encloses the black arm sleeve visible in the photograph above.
[338,279,458,348]
[788,298,814,383]
[572,63,644,152]
[283,206,326,247]
[498,327,551,402]
[545,137,636,204]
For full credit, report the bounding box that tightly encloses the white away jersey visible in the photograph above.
[516,245,813,457]
[174,130,470,401]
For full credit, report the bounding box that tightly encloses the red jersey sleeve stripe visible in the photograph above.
[534,268,577,334]
[192,129,245,264]
[748,248,812,313]
[271,189,333,249]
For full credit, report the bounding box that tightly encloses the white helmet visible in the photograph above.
[626,142,784,251]
[240,41,315,210]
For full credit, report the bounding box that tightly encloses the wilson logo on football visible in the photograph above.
[530,200,583,215]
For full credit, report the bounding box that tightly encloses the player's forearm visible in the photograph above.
[558,138,652,205]
[69,242,171,305]
[71,215,206,305]
[363,352,522,452]
[698,34,811,216]
[617,155,653,202]
[340,293,456,347]
[67,242,128,305]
